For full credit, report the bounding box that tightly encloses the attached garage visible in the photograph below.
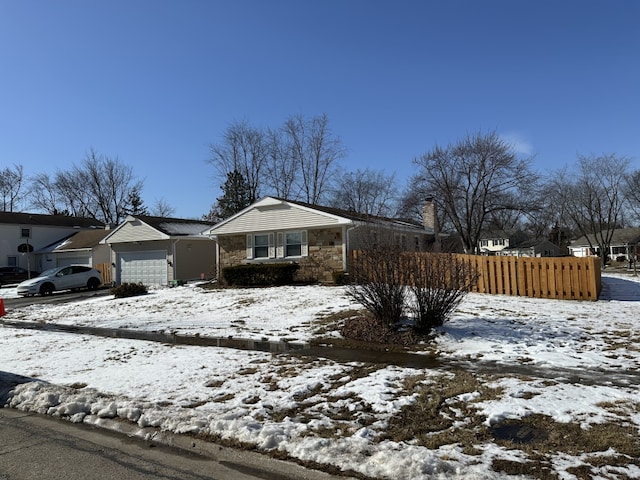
[117,250,167,286]
[103,215,216,287]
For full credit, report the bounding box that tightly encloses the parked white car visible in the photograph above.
[17,265,102,296]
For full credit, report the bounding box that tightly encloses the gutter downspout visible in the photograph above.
[344,223,357,272]
[207,234,219,280]
[171,238,179,283]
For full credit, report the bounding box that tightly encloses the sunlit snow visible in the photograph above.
[1,272,639,479]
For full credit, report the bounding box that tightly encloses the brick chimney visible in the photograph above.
[422,197,438,233]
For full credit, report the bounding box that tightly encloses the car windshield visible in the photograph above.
[38,268,61,277]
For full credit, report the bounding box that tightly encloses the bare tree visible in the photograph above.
[150,198,175,217]
[208,120,267,204]
[283,113,345,204]
[556,154,630,266]
[0,164,26,212]
[53,168,92,218]
[329,168,398,217]
[264,127,301,199]
[523,170,570,247]
[32,150,143,223]
[29,173,64,214]
[625,168,640,223]
[410,131,538,254]
[71,149,143,224]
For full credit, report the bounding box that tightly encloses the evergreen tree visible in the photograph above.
[124,186,148,217]
[215,169,252,220]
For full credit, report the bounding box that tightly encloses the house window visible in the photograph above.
[21,228,31,238]
[395,234,407,250]
[254,234,269,258]
[481,240,488,247]
[7,256,17,267]
[247,231,306,260]
[285,232,302,257]
[414,236,420,251]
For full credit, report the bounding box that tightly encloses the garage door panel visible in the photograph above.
[118,251,167,286]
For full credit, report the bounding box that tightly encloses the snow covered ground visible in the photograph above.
[1,272,639,479]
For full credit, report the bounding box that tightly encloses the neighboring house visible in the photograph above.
[496,239,566,258]
[35,228,113,271]
[203,196,442,283]
[478,230,529,255]
[569,227,640,261]
[0,212,104,273]
[102,215,216,286]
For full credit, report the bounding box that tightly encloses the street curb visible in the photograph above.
[2,406,354,480]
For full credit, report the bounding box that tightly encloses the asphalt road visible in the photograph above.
[0,408,348,480]
[0,286,111,310]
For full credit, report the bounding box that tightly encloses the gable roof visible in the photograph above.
[131,215,214,236]
[281,198,424,228]
[0,211,104,229]
[102,215,214,243]
[37,229,111,253]
[502,238,562,251]
[571,227,640,248]
[205,196,430,236]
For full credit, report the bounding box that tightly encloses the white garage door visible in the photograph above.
[118,250,167,286]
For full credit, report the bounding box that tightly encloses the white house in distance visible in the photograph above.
[496,239,566,258]
[101,215,216,286]
[0,212,104,273]
[477,230,529,255]
[569,227,640,262]
[203,196,441,283]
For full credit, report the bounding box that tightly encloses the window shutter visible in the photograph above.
[246,234,253,259]
[276,232,284,258]
[301,230,308,256]
[268,233,275,258]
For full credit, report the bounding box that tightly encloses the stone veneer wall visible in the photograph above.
[217,227,345,283]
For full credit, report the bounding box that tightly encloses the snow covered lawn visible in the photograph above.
[1,273,639,479]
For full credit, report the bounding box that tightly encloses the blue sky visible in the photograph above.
[1,0,638,219]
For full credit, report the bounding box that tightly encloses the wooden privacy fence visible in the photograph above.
[350,251,602,301]
[95,262,113,286]
[454,254,601,301]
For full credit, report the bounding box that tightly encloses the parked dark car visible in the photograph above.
[0,266,40,287]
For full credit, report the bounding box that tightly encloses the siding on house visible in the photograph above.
[0,213,104,272]
[211,201,350,235]
[106,219,169,243]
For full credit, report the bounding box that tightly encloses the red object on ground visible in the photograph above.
[0,298,5,317]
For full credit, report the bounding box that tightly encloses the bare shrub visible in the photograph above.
[110,282,148,298]
[347,235,406,326]
[407,253,477,333]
